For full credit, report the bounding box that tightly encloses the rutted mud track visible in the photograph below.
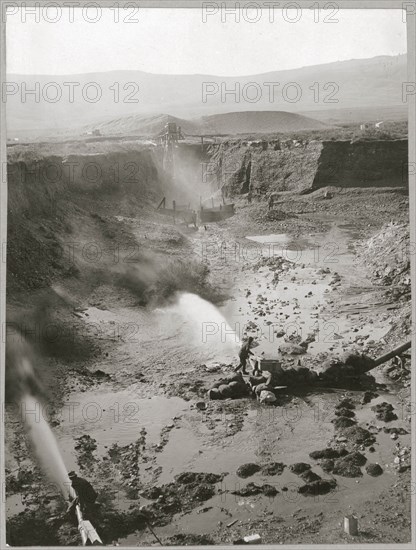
[6,182,412,545]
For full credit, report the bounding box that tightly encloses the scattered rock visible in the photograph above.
[371,402,398,422]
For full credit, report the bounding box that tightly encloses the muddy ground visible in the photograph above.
[5,185,412,546]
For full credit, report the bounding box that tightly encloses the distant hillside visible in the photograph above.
[85,111,328,137]
[6,54,407,137]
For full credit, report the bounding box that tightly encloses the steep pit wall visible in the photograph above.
[7,147,164,292]
[208,139,408,196]
[207,139,322,196]
[312,139,408,189]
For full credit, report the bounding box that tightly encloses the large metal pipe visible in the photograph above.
[74,504,103,546]
[372,340,412,368]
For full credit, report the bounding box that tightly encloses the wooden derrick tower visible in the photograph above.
[157,122,184,177]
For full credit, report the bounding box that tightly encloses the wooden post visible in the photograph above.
[344,516,358,536]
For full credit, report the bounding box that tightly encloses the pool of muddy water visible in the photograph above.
[116,385,408,545]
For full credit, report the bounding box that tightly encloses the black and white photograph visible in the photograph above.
[1,2,415,547]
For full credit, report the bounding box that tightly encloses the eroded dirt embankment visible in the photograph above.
[7,146,165,292]
[207,139,408,195]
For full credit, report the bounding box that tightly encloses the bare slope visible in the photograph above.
[6,54,406,136]
[87,110,328,136]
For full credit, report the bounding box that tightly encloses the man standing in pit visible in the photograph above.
[68,471,98,516]
[268,195,274,210]
[235,336,254,374]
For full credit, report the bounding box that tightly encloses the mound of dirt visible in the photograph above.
[339,426,376,446]
[260,462,286,476]
[236,463,261,478]
[289,462,311,475]
[320,459,335,473]
[298,478,337,496]
[333,416,357,429]
[232,482,279,497]
[299,470,322,483]
[372,402,398,422]
[355,222,410,300]
[336,398,356,410]
[309,448,348,460]
[174,472,223,485]
[139,472,226,521]
[366,463,384,476]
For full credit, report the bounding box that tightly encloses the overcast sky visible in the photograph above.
[7,7,407,76]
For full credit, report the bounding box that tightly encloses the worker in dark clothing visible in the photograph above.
[235,337,254,374]
[68,471,97,516]
[268,195,274,210]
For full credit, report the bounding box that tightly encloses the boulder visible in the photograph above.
[228,381,244,398]
[331,452,366,478]
[332,460,362,478]
[208,388,220,400]
[259,390,277,404]
[371,402,398,422]
[318,359,355,381]
[309,448,347,460]
[366,463,383,477]
[289,462,311,475]
[333,416,357,429]
[261,462,286,476]
[218,384,232,398]
[341,352,376,374]
[300,470,321,483]
[236,463,261,478]
[340,426,376,446]
[298,478,337,495]
[320,459,335,473]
